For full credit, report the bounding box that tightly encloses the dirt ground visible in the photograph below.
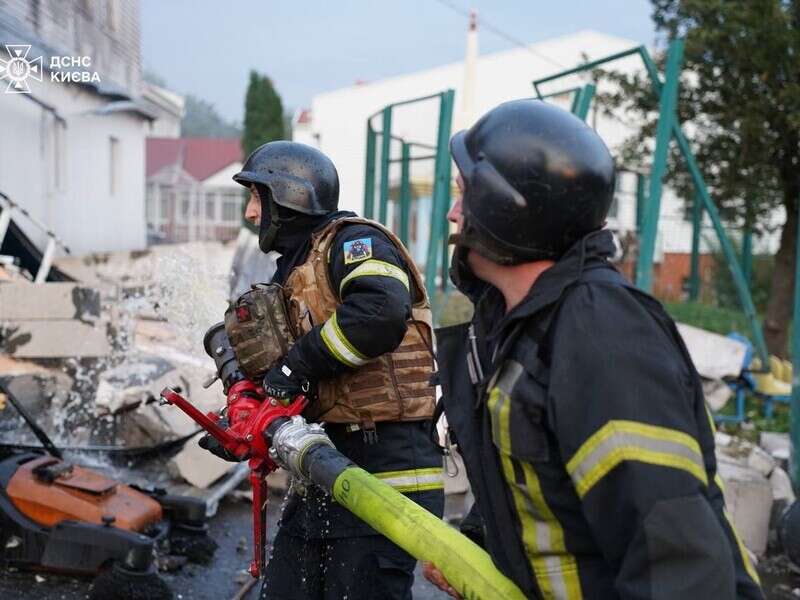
[0,494,448,600]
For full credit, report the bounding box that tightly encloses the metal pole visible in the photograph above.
[379,106,393,225]
[790,193,800,485]
[689,192,702,301]
[635,173,647,234]
[425,90,455,305]
[399,142,411,246]
[0,205,11,249]
[637,45,769,365]
[363,124,376,219]
[569,88,582,114]
[635,39,684,291]
[34,237,56,284]
[532,46,644,97]
[672,129,768,365]
[742,227,753,288]
[574,84,596,121]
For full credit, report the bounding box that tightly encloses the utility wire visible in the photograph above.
[431,0,567,69]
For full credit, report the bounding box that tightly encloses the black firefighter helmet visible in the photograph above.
[233,141,339,252]
[450,99,616,265]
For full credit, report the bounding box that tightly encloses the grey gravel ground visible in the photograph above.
[0,493,448,600]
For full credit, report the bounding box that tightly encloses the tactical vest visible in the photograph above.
[284,217,436,426]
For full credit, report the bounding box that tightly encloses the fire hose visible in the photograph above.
[160,386,525,600]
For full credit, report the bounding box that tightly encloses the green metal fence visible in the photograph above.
[363,90,456,316]
[532,39,770,371]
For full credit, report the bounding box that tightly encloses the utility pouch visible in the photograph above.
[224,283,296,380]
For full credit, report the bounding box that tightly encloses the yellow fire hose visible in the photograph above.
[303,444,526,600]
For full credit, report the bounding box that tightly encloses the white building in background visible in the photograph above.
[145,137,244,244]
[0,0,160,256]
[295,27,781,298]
[142,82,185,138]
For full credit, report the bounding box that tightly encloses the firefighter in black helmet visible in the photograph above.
[204,141,444,599]
[425,100,764,599]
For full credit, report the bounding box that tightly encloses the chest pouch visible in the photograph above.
[224,283,296,380]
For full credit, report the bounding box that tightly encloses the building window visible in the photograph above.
[205,194,216,219]
[221,191,241,222]
[180,190,190,219]
[109,136,119,195]
[159,185,171,219]
[146,184,155,222]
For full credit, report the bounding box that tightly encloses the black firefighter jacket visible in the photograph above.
[434,230,763,599]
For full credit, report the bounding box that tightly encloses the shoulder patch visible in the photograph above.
[343,238,373,264]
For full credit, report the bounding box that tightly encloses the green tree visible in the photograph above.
[241,71,286,156]
[596,0,800,356]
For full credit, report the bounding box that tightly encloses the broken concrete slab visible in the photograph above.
[0,319,110,358]
[717,456,773,555]
[0,282,101,321]
[676,323,747,380]
[761,432,791,463]
[702,377,732,412]
[171,442,236,489]
[771,467,796,504]
[748,446,777,477]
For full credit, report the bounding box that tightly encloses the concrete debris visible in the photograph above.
[771,467,796,505]
[676,322,747,380]
[717,456,773,556]
[0,282,101,321]
[747,446,777,477]
[0,319,110,358]
[715,431,733,447]
[702,377,732,412]
[0,282,110,358]
[761,432,791,463]
[54,241,236,292]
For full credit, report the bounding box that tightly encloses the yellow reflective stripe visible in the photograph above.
[339,259,410,295]
[320,312,369,368]
[705,405,717,435]
[566,420,708,499]
[488,388,583,600]
[373,467,444,493]
[724,507,761,585]
[713,475,760,586]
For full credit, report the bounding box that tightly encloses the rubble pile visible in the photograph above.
[0,241,249,501]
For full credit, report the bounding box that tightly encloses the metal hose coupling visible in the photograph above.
[268,415,334,483]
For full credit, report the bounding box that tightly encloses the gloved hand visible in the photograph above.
[198,418,243,462]
[263,363,309,403]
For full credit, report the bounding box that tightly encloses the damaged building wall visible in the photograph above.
[0,2,150,255]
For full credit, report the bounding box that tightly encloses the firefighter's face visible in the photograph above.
[447,173,465,233]
[245,184,261,226]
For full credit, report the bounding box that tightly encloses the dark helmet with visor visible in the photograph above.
[450,99,616,264]
[233,141,339,252]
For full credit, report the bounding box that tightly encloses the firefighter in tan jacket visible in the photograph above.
[225,141,443,600]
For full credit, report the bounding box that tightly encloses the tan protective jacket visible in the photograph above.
[284,217,435,426]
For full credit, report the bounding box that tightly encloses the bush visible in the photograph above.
[664,301,753,336]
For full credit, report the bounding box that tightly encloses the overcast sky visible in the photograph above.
[140,0,656,123]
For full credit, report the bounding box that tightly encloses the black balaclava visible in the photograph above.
[254,183,325,255]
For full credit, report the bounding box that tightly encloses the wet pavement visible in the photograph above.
[0,492,448,600]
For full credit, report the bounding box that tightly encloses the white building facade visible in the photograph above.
[0,0,153,256]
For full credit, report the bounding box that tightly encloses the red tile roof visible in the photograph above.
[146,137,243,181]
